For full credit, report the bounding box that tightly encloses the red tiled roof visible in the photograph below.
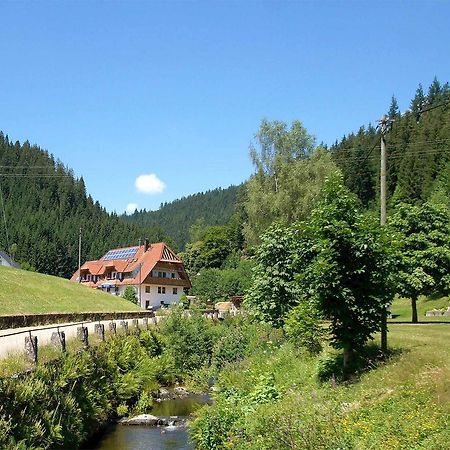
[70,242,190,287]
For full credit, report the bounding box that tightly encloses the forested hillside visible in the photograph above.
[0,133,168,278]
[124,185,242,250]
[330,77,450,207]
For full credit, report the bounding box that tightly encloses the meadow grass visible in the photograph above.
[193,323,450,449]
[0,265,141,315]
[390,295,450,322]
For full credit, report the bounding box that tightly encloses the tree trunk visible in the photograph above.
[343,346,353,372]
[381,307,388,354]
[411,296,418,323]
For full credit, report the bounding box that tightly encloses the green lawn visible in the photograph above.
[390,295,450,322]
[0,265,141,315]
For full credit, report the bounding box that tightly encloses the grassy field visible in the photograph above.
[390,295,450,322]
[192,322,450,449]
[0,265,141,315]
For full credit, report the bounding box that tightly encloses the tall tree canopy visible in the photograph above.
[246,175,396,368]
[389,202,450,322]
[245,119,337,244]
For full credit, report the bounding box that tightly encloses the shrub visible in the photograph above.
[159,306,214,375]
[284,300,324,354]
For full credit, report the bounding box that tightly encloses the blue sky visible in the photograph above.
[0,1,449,213]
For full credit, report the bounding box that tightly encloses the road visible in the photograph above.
[0,316,163,359]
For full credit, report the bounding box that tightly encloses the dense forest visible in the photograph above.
[330,77,450,208]
[0,134,168,278]
[124,185,241,250]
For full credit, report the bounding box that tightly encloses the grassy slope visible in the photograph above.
[390,295,450,322]
[204,324,450,449]
[0,266,141,315]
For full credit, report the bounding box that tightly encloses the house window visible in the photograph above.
[173,288,178,295]
[145,286,150,293]
[158,271,162,278]
[171,273,175,279]
[111,271,117,279]
[162,272,166,278]
[157,286,166,294]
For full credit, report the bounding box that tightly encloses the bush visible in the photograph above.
[283,300,324,354]
[159,306,214,375]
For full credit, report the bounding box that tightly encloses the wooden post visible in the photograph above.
[143,317,149,330]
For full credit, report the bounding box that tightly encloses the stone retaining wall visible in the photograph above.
[0,311,155,330]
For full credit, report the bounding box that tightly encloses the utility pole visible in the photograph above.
[78,228,82,283]
[378,115,392,353]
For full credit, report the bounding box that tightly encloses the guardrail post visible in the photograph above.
[120,320,129,335]
[109,322,117,335]
[94,323,105,341]
[131,319,140,335]
[77,326,89,348]
[24,334,38,364]
[51,330,66,353]
[143,317,148,330]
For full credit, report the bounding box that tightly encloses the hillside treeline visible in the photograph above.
[0,134,168,278]
[124,185,241,250]
[331,77,450,207]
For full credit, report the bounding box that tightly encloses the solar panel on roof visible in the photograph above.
[103,247,138,261]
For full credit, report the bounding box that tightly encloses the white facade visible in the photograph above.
[112,284,184,310]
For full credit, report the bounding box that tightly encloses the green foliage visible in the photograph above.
[246,174,396,362]
[211,324,252,369]
[122,286,137,304]
[245,123,338,244]
[191,260,253,304]
[191,324,450,450]
[0,132,170,278]
[389,202,450,321]
[125,185,242,250]
[284,300,324,354]
[332,78,450,207]
[159,306,214,375]
[244,223,306,326]
[302,175,397,355]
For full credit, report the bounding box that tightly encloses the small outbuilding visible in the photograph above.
[0,251,20,269]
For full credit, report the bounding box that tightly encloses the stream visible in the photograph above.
[85,394,210,450]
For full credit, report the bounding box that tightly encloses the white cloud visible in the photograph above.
[135,173,166,194]
[125,203,139,214]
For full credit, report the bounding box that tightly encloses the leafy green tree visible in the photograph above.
[122,286,137,304]
[389,202,450,322]
[244,223,308,326]
[183,225,235,274]
[246,175,396,368]
[303,175,396,368]
[245,139,338,244]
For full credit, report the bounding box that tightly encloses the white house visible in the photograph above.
[70,241,191,310]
